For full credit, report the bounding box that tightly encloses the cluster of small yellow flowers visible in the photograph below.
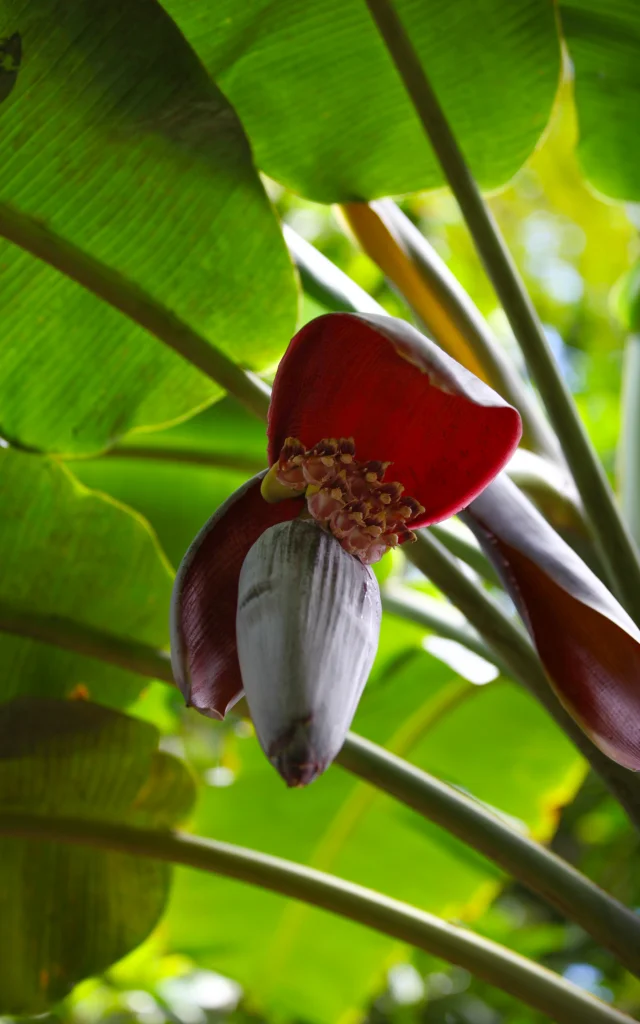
[274,436,425,564]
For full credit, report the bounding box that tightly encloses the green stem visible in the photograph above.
[2,602,640,974]
[409,535,544,685]
[102,445,266,475]
[363,0,640,623]
[337,734,640,978]
[619,334,640,549]
[284,224,385,315]
[0,814,632,1024]
[408,531,640,832]
[507,448,608,581]
[381,582,507,671]
[428,522,500,585]
[0,202,271,421]
[0,602,175,683]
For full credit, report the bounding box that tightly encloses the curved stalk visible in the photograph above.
[381,582,506,670]
[0,601,175,683]
[0,813,633,1024]
[337,734,640,978]
[0,203,271,420]
[102,445,266,475]
[619,334,640,548]
[284,224,384,315]
[407,531,640,831]
[1,603,639,964]
[363,0,640,624]
[428,522,500,585]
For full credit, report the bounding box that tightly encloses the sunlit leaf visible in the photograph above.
[561,0,640,201]
[0,0,296,454]
[72,398,266,568]
[0,449,172,708]
[161,0,560,202]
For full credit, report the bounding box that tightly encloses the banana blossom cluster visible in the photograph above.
[171,313,521,784]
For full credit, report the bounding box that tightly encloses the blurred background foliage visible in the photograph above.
[16,73,638,1024]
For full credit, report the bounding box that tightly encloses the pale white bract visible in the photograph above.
[236,518,382,785]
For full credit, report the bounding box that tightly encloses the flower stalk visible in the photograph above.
[0,813,634,1024]
[0,606,639,970]
[337,733,640,978]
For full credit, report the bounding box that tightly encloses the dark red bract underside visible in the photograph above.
[172,475,301,718]
[268,313,522,527]
[465,476,640,772]
[498,540,640,771]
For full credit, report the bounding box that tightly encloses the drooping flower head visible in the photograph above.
[171,313,522,783]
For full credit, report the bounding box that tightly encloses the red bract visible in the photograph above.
[171,313,522,721]
[269,314,522,525]
[171,475,300,719]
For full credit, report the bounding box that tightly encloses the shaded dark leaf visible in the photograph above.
[0,31,20,103]
[0,697,195,1014]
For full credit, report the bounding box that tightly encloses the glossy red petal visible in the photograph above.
[268,313,522,526]
[170,474,302,719]
[463,475,640,771]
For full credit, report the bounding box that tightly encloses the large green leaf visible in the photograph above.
[0,697,195,1014]
[167,656,582,1023]
[0,0,297,454]
[73,457,247,572]
[0,448,172,707]
[560,0,640,201]
[72,398,266,568]
[113,397,268,470]
[161,0,560,203]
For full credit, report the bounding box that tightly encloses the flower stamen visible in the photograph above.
[263,436,425,564]
[277,437,307,489]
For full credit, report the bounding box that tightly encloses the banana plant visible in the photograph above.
[0,1,639,1023]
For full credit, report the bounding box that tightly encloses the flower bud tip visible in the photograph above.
[268,716,327,787]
